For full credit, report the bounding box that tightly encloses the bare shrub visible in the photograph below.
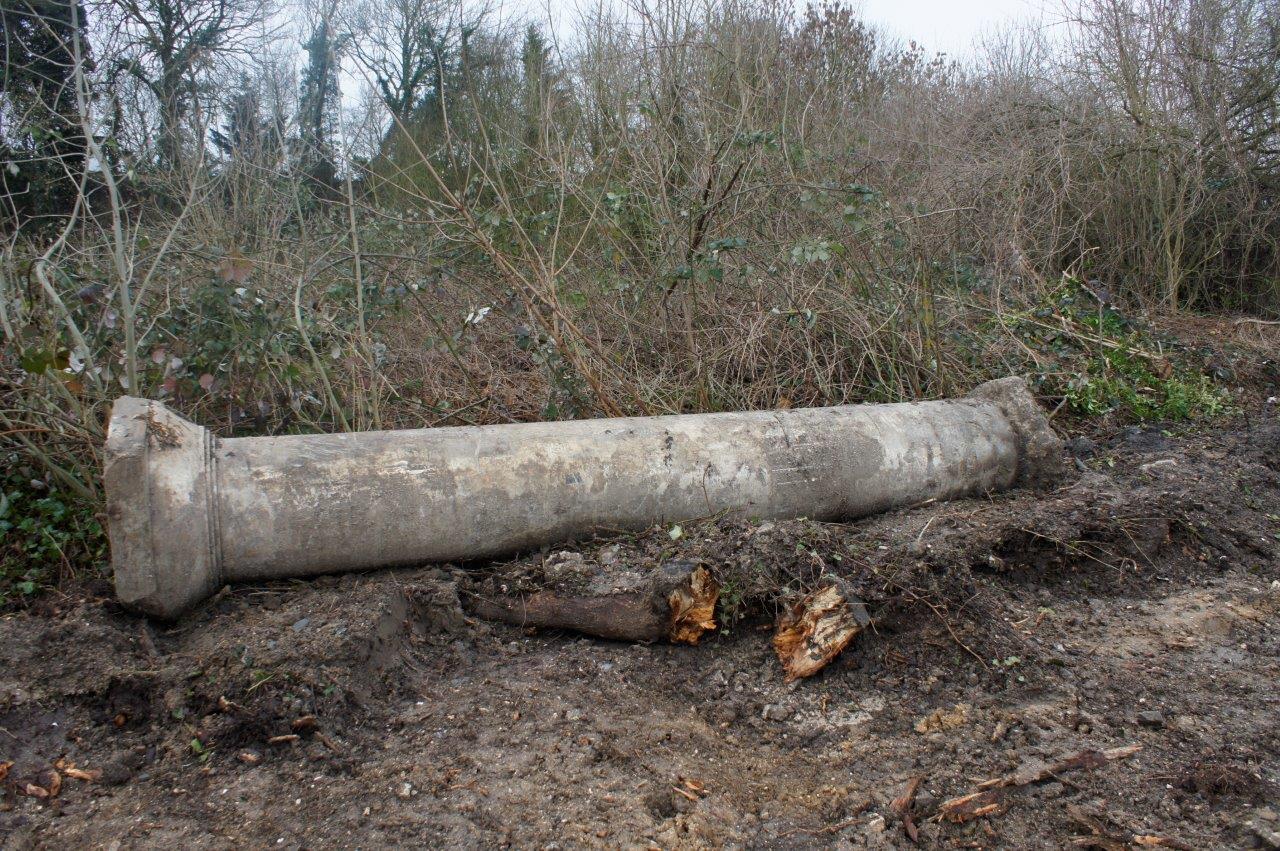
[1,0,1274,596]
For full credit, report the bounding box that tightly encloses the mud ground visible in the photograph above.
[3,410,1280,849]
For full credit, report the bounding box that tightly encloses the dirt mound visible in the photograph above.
[2,414,1279,848]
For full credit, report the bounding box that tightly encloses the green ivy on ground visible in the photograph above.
[0,459,106,606]
[1007,279,1232,422]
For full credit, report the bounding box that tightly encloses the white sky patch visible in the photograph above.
[860,0,1049,57]
[492,0,1052,58]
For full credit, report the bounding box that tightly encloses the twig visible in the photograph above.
[778,801,871,839]
[904,589,988,669]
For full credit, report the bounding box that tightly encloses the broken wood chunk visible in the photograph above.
[935,789,1007,823]
[891,776,925,842]
[291,715,319,733]
[772,578,871,681]
[666,564,718,644]
[19,767,63,801]
[468,561,719,644]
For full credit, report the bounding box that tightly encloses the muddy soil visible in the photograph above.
[2,411,1279,850]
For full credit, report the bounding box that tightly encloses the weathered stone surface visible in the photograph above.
[105,377,1061,618]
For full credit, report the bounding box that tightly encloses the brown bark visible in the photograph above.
[468,561,719,644]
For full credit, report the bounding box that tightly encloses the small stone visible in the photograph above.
[1066,436,1097,458]
[1123,428,1171,453]
[1252,822,1280,850]
[99,755,140,786]
[565,708,585,722]
[710,704,738,726]
[761,704,792,722]
[1137,710,1165,728]
[396,781,415,799]
[1038,781,1065,798]
[916,823,942,844]
[796,720,829,743]
[866,814,886,832]
[290,618,310,632]
[543,551,588,580]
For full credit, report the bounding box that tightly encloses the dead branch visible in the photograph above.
[468,561,718,644]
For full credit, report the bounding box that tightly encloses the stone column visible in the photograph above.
[104,377,1060,618]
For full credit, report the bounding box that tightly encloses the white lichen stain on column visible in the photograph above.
[105,377,1061,617]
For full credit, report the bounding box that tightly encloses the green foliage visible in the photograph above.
[714,575,746,632]
[189,737,212,764]
[666,236,746,286]
[1009,280,1232,422]
[155,252,405,432]
[1061,349,1229,421]
[789,236,844,265]
[515,325,590,420]
[0,460,105,605]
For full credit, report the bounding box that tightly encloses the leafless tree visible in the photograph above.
[102,0,275,168]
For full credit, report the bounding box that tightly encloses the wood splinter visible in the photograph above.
[773,578,871,681]
[468,560,719,644]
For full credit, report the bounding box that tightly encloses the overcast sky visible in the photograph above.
[498,0,1054,59]
[860,0,1048,56]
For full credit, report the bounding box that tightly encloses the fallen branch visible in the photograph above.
[902,588,988,669]
[777,799,873,839]
[935,745,1142,823]
[468,561,719,644]
[978,744,1143,790]
[934,789,1008,823]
